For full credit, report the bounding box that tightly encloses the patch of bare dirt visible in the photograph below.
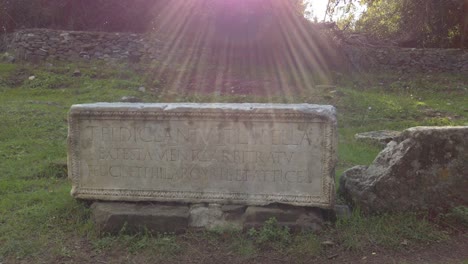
[7,232,467,264]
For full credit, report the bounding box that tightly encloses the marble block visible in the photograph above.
[68,103,337,208]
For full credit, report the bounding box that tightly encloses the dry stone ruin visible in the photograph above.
[1,28,467,73]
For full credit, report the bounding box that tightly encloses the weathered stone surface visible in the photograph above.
[68,103,337,208]
[189,204,235,229]
[243,205,325,232]
[355,130,401,146]
[339,126,468,214]
[91,202,190,234]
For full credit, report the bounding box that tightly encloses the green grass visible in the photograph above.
[203,225,258,258]
[201,219,322,260]
[440,206,468,228]
[248,217,292,250]
[0,61,466,261]
[335,209,449,251]
[0,61,155,259]
[93,231,181,256]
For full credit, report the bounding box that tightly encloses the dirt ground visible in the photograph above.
[5,232,466,264]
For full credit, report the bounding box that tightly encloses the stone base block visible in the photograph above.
[243,205,326,232]
[91,202,190,234]
[91,202,330,234]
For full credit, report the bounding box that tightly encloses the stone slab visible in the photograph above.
[91,202,190,234]
[355,130,401,146]
[68,103,337,208]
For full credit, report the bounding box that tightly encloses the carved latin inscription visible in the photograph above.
[68,103,337,208]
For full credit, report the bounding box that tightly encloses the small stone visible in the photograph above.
[120,96,142,103]
[334,204,351,218]
[73,69,81,77]
[138,86,146,93]
[189,204,225,229]
[321,240,334,246]
[28,76,36,80]
[329,90,345,96]
[355,130,401,146]
[8,56,16,63]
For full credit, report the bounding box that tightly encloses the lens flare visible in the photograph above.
[145,0,343,99]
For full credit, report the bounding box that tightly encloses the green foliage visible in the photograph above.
[0,184,91,258]
[288,232,322,257]
[248,218,292,249]
[93,232,181,256]
[0,62,16,77]
[23,73,74,89]
[330,0,468,48]
[355,0,402,39]
[34,161,68,179]
[442,206,468,227]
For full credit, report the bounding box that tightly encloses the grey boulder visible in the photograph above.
[339,126,468,214]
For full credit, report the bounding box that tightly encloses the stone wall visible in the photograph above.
[5,29,166,63]
[3,28,468,73]
[345,45,468,73]
[0,33,11,52]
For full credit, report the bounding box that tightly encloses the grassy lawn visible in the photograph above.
[0,61,467,263]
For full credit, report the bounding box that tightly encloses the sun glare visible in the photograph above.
[145,0,342,99]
